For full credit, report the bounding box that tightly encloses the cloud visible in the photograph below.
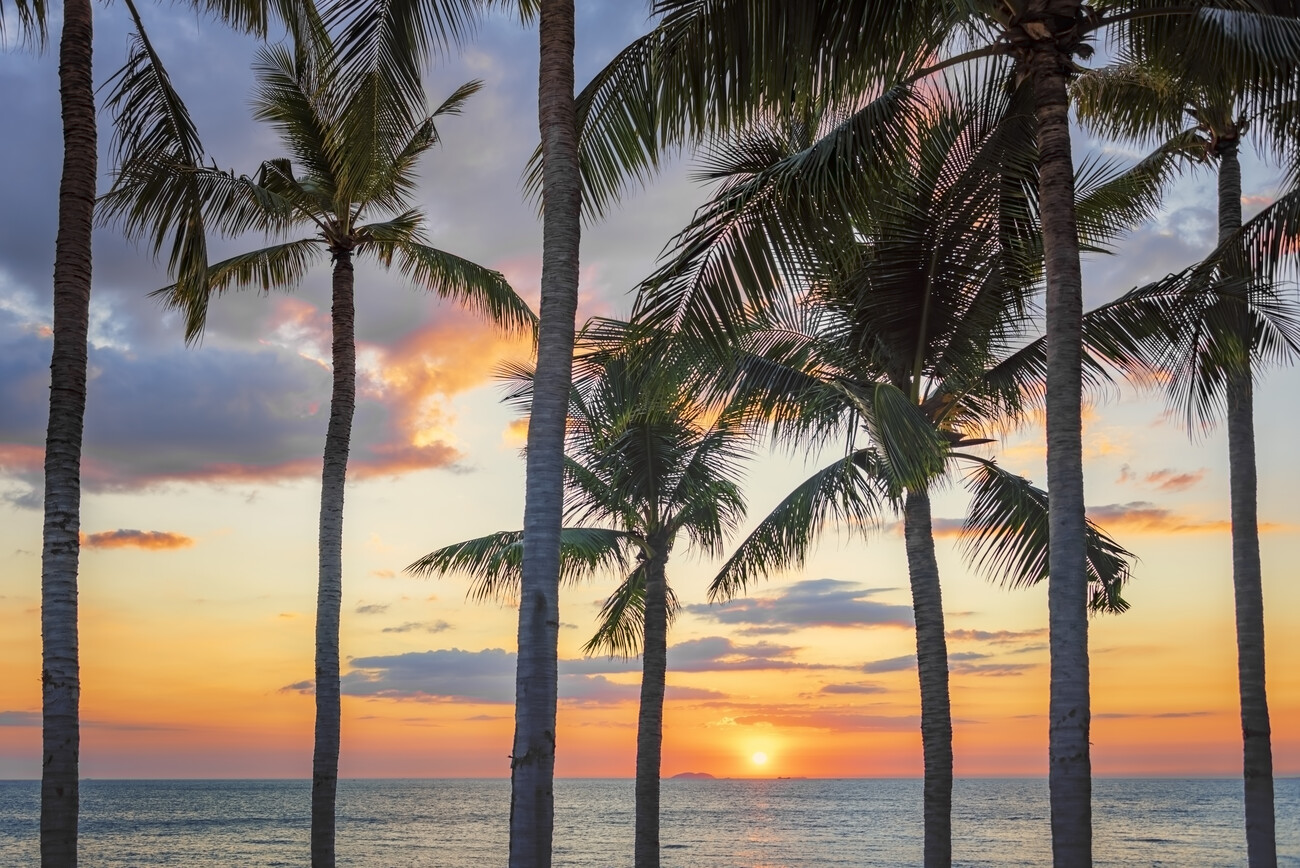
[337,647,721,705]
[355,603,389,615]
[382,620,453,634]
[951,662,1036,677]
[0,302,530,506]
[566,636,840,674]
[1144,468,1207,492]
[729,711,919,732]
[370,569,397,579]
[669,637,835,672]
[1094,710,1213,719]
[1086,502,1240,534]
[946,629,1047,644]
[0,710,40,726]
[862,655,917,674]
[80,529,194,551]
[686,579,913,635]
[859,650,1028,676]
[279,681,314,694]
[817,682,889,695]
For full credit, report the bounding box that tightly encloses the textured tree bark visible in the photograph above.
[1217,140,1277,868]
[311,252,357,868]
[511,2,580,865]
[635,538,671,868]
[41,0,96,862]
[903,490,952,868]
[1027,13,1092,864]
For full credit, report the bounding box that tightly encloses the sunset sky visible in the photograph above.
[1,4,1297,781]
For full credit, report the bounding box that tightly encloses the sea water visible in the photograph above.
[0,778,1296,866]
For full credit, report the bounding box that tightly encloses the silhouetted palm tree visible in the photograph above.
[562,8,1300,858]
[102,40,533,867]
[409,320,753,868]
[1075,52,1300,863]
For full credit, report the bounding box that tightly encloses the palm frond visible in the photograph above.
[709,449,889,601]
[0,0,47,45]
[150,238,319,341]
[581,566,682,659]
[323,0,479,198]
[372,239,536,333]
[956,455,1134,614]
[836,380,949,495]
[405,527,640,604]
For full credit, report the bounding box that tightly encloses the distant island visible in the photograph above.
[668,772,715,780]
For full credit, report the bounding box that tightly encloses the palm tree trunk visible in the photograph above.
[903,490,952,868]
[635,539,670,868]
[1026,13,1092,865]
[311,251,356,868]
[512,2,580,866]
[41,0,96,862]
[1217,139,1276,868]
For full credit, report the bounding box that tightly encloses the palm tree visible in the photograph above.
[408,320,753,868]
[8,0,316,860]
[323,0,585,858]
[1073,57,1300,863]
[669,84,1144,868]
[512,3,581,863]
[41,0,94,860]
[101,41,533,868]
[556,7,1300,860]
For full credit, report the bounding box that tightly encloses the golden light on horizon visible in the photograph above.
[751,751,768,766]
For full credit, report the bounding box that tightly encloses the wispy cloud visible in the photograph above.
[333,647,729,705]
[81,529,194,551]
[0,710,39,726]
[1144,468,1207,493]
[1086,501,1251,534]
[946,629,1047,644]
[687,579,913,635]
[817,682,889,695]
[382,620,452,634]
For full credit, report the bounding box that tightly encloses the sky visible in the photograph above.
[0,3,1297,781]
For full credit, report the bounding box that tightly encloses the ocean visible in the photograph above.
[0,778,1296,866]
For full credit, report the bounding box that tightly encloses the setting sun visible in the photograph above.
[751,752,768,766]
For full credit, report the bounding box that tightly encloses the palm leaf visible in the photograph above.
[581,565,682,659]
[709,449,889,601]
[955,455,1134,614]
[405,527,640,604]
[371,239,535,333]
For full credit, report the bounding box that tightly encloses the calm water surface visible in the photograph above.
[0,778,1296,866]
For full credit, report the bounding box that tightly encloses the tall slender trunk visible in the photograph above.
[1026,17,1092,865]
[311,251,356,868]
[512,2,580,865]
[635,537,671,868]
[41,0,96,862]
[903,490,952,868]
[1217,139,1276,868]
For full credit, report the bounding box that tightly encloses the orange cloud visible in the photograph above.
[80,530,195,551]
[1145,468,1206,492]
[1083,502,1280,534]
[502,417,529,448]
[351,309,533,478]
[0,443,43,475]
[947,628,1047,644]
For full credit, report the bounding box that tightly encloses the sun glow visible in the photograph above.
[751,752,768,766]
